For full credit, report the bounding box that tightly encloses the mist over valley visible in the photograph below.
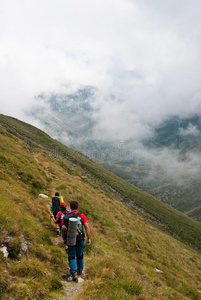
[28,90,201,221]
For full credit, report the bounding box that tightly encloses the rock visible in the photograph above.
[154,268,163,273]
[38,194,48,198]
[20,234,28,252]
[0,246,8,258]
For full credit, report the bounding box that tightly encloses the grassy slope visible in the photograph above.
[0,124,201,299]
[0,114,201,250]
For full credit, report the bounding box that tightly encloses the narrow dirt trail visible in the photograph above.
[51,280,83,300]
[50,237,86,299]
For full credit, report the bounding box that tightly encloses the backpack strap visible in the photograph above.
[70,212,81,218]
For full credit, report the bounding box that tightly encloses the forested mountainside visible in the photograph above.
[0,114,201,299]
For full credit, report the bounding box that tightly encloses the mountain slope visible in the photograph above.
[28,87,96,147]
[144,115,201,151]
[101,156,201,222]
[0,114,201,299]
[0,114,201,250]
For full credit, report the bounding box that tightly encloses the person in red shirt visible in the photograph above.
[65,200,91,282]
[50,202,70,234]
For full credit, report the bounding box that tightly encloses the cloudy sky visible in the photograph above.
[1,0,201,141]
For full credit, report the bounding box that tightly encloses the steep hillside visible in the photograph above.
[0,114,201,250]
[0,114,201,299]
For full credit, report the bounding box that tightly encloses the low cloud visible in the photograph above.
[180,124,200,136]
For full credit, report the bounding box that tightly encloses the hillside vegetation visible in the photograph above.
[0,114,201,250]
[0,114,201,299]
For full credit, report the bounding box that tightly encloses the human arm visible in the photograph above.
[50,213,59,224]
[84,222,91,246]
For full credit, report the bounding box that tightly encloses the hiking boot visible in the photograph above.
[77,270,83,276]
[77,271,88,280]
[56,229,60,236]
[72,272,78,283]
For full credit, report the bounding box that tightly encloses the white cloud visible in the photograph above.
[1,0,201,141]
[180,124,200,136]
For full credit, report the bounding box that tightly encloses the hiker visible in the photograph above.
[50,192,62,235]
[50,202,70,233]
[61,200,91,282]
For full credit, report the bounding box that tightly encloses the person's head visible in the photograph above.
[70,200,79,211]
[55,192,59,196]
[60,202,66,212]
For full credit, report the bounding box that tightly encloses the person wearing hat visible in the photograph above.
[50,202,70,235]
